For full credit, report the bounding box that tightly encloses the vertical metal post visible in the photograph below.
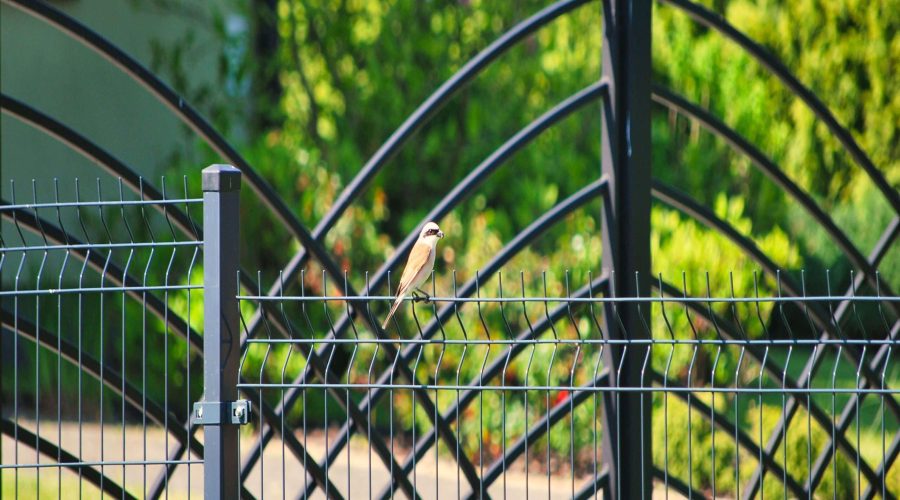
[199,164,243,499]
[599,0,652,498]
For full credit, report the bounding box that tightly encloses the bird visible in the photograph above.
[382,221,444,329]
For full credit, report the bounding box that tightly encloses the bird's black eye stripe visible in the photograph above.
[425,228,439,236]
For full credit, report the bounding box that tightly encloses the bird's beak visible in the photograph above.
[438,230,444,239]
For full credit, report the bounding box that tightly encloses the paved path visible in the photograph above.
[4,421,676,498]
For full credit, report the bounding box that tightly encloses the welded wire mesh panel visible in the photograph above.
[235,271,899,499]
[1,178,204,499]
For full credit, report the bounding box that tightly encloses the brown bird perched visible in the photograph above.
[382,222,444,329]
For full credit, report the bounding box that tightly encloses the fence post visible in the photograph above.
[599,0,653,498]
[195,164,246,499]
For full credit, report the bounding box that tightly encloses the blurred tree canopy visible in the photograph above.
[156,0,896,302]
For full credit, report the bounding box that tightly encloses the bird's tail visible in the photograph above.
[381,295,404,329]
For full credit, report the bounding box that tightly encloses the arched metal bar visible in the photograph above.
[649,371,806,497]
[803,319,900,499]
[746,218,900,499]
[0,204,202,353]
[239,0,600,342]
[0,418,136,500]
[239,81,608,480]
[863,396,900,500]
[1,317,201,453]
[650,85,898,312]
[651,466,709,500]
[573,468,610,500]
[654,185,900,498]
[651,182,900,413]
[0,96,336,489]
[474,368,611,500]
[1,94,197,240]
[657,0,900,215]
[653,280,883,491]
[296,177,610,499]
[374,273,610,500]
[3,0,349,297]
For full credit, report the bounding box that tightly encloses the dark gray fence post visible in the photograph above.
[195,164,247,499]
[600,0,653,498]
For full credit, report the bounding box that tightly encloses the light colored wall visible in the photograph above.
[1,0,242,201]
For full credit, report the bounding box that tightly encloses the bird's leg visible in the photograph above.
[414,288,432,303]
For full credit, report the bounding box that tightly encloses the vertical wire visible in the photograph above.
[876,274,889,500]
[522,271,536,500]
[300,270,310,497]
[802,272,813,500]
[119,178,134,495]
[33,179,47,497]
[542,272,558,499]
[776,272,793,500]
[54,179,66,499]
[278,272,290,500]
[431,272,446,500]
[753,272,769,500]
[729,272,747,499]
[366,272,376,500]
[343,270,359,499]
[659,273,676,499]
[826,270,839,500]
[258,271,275,499]
[705,271,724,500]
[498,272,510,499]
[75,179,88,499]
[183,176,195,498]
[138,178,153,499]
[11,180,24,499]
[587,270,603,500]
[452,271,466,500]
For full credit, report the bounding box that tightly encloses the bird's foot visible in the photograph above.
[413,289,431,303]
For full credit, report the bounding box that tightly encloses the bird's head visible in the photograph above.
[419,221,444,244]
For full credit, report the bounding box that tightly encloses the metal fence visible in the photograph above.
[3,0,900,499]
[3,168,898,499]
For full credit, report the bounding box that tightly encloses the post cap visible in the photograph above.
[202,165,242,192]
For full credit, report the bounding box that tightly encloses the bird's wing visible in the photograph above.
[396,241,432,295]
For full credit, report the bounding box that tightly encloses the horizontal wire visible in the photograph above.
[244,337,899,346]
[0,459,202,469]
[237,294,898,303]
[1,198,202,211]
[1,240,201,253]
[237,382,900,394]
[0,284,202,296]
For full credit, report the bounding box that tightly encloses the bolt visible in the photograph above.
[197,407,204,419]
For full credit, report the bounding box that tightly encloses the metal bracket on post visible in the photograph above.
[193,400,252,426]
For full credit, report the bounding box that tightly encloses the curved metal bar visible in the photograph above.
[300,177,610,498]
[744,218,900,499]
[654,280,883,490]
[649,371,805,497]
[573,468,610,500]
[651,85,897,312]
[658,0,900,214]
[0,317,204,459]
[1,204,202,353]
[376,274,610,500]
[3,0,348,295]
[239,81,608,480]
[239,1,601,342]
[653,183,900,404]
[651,466,709,500]
[862,404,900,500]
[313,0,594,238]
[474,369,611,499]
[1,94,197,239]
[0,418,136,500]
